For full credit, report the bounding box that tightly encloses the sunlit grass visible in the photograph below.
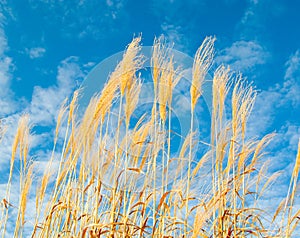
[0,36,299,237]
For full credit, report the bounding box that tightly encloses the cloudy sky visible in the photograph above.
[0,0,300,230]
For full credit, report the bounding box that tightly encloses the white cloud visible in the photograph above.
[284,50,300,80]
[251,50,300,114]
[279,124,300,149]
[30,56,84,126]
[0,13,21,117]
[0,16,10,91]
[0,55,84,176]
[83,61,96,68]
[280,50,300,108]
[240,2,257,25]
[216,40,269,73]
[161,23,189,51]
[29,86,65,126]
[247,90,281,136]
[0,57,12,92]
[266,124,300,177]
[247,49,300,137]
[26,47,46,59]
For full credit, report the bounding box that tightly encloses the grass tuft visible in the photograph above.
[0,36,299,237]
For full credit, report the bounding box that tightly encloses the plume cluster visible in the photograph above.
[0,36,299,237]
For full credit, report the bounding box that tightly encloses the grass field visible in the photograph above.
[0,36,299,237]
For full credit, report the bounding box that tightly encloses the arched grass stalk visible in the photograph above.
[188,36,215,234]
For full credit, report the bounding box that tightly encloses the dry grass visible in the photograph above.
[0,36,300,237]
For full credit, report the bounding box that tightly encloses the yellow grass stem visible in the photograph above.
[1,115,30,238]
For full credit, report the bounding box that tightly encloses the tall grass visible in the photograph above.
[0,36,299,237]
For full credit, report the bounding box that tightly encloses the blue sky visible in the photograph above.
[0,0,300,232]
[0,0,299,119]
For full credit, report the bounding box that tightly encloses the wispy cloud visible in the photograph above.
[285,50,300,80]
[236,0,285,40]
[26,47,46,59]
[281,50,300,108]
[0,15,10,92]
[28,0,128,39]
[161,23,189,52]
[247,49,300,136]
[0,14,21,116]
[30,56,84,126]
[0,55,85,171]
[216,40,269,73]
[247,90,280,136]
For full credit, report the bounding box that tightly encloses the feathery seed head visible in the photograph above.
[190,36,215,111]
